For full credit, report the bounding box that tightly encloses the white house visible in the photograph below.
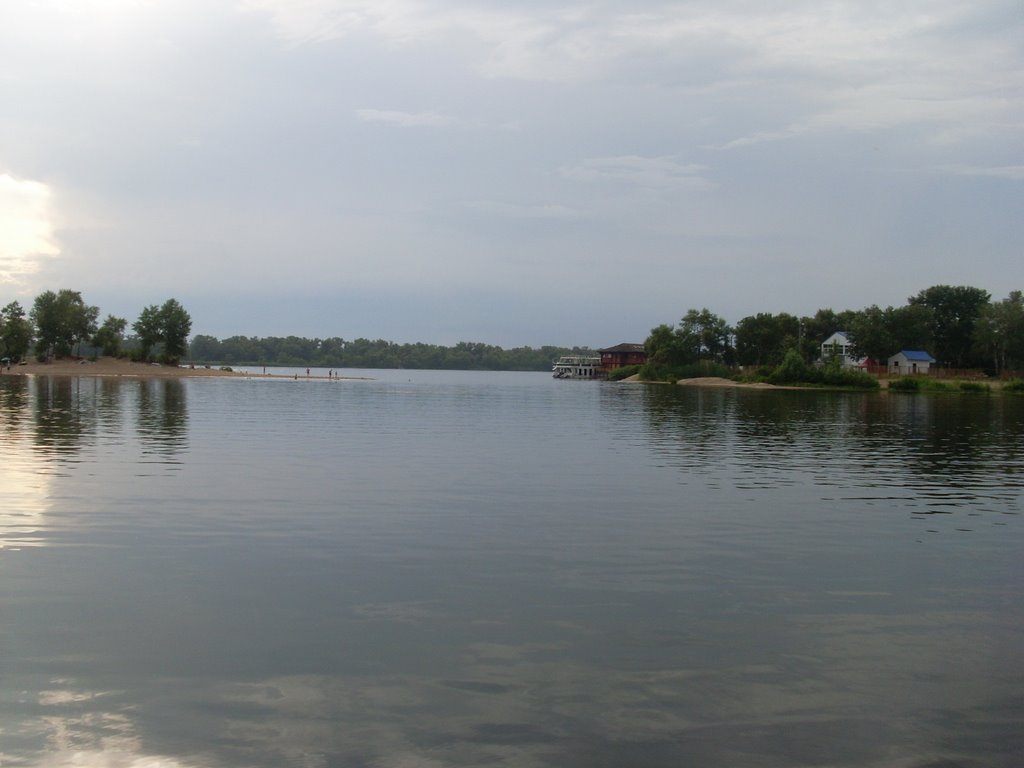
[888,350,935,375]
[821,331,858,367]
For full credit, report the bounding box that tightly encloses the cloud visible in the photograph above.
[355,109,456,127]
[0,172,60,286]
[465,200,588,220]
[936,165,1024,180]
[560,156,710,190]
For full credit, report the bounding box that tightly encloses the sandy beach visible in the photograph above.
[0,358,366,380]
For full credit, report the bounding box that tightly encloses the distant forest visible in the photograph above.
[188,335,594,371]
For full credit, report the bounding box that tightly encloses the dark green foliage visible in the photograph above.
[909,284,990,368]
[1,301,33,362]
[958,381,990,393]
[768,349,809,384]
[734,312,800,366]
[92,315,128,357]
[888,377,955,392]
[637,360,736,383]
[765,350,877,388]
[888,377,920,391]
[1002,379,1024,393]
[133,299,193,364]
[973,291,1024,374]
[187,334,591,371]
[607,364,641,381]
[30,289,99,358]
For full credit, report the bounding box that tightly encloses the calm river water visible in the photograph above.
[1,370,1022,767]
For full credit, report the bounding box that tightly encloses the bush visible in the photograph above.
[638,360,737,383]
[768,349,810,384]
[958,381,990,393]
[1003,379,1024,393]
[889,377,955,392]
[820,367,879,389]
[888,377,920,391]
[608,364,641,381]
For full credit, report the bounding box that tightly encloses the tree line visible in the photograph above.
[645,285,1024,377]
[189,335,593,371]
[0,290,192,364]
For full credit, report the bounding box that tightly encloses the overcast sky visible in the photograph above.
[1,1,1021,346]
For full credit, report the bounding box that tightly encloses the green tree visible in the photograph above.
[1,301,34,361]
[888,303,933,352]
[189,334,222,362]
[973,291,1024,373]
[735,312,800,367]
[676,308,733,363]
[159,299,192,363]
[92,314,128,357]
[644,323,686,367]
[799,308,858,362]
[909,285,990,367]
[848,305,896,362]
[30,289,99,359]
[132,299,193,364]
[133,304,163,361]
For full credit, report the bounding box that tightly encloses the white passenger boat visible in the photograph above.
[552,355,603,379]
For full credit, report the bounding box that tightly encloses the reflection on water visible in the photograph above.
[0,373,1022,767]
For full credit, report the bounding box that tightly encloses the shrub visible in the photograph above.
[608,364,641,381]
[888,377,920,391]
[889,377,955,392]
[768,349,810,384]
[958,381,990,393]
[819,367,880,389]
[1003,379,1024,393]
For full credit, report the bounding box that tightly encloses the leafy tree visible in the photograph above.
[645,323,686,367]
[132,299,193,364]
[848,305,896,362]
[888,303,933,352]
[159,299,192,363]
[189,334,222,362]
[973,291,1024,373]
[133,304,163,361]
[799,308,858,362]
[1,301,33,361]
[735,312,800,367]
[92,314,128,357]
[676,308,733,364]
[30,289,99,359]
[909,285,990,367]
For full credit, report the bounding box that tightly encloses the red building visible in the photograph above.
[600,343,647,371]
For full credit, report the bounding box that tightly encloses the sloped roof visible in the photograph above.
[898,350,935,362]
[600,343,646,353]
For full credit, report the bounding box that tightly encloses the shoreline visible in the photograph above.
[0,358,370,381]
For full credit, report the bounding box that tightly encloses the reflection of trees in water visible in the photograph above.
[31,377,97,456]
[0,377,190,463]
[627,384,1024,501]
[135,379,188,458]
[858,394,1024,494]
[0,376,30,438]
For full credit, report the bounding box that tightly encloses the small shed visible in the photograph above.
[888,350,935,375]
[600,343,647,371]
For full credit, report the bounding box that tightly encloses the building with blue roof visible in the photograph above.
[888,350,936,375]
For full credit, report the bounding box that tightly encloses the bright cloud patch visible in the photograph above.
[0,173,59,285]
